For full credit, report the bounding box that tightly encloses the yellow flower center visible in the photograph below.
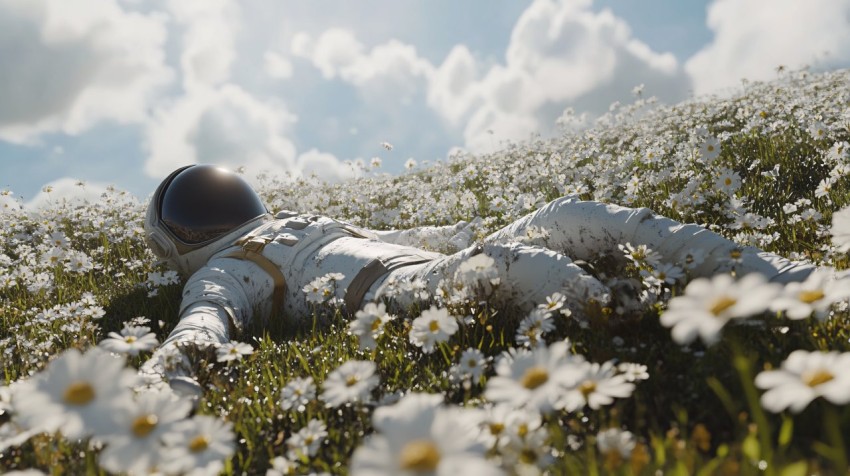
[520,449,538,464]
[724,177,732,186]
[132,414,159,437]
[125,336,137,343]
[709,296,737,316]
[798,290,825,304]
[370,318,382,332]
[579,380,597,398]
[803,370,834,387]
[707,144,715,152]
[63,382,95,405]
[189,435,210,453]
[399,440,441,471]
[488,423,505,435]
[345,376,359,387]
[428,320,440,333]
[520,366,549,390]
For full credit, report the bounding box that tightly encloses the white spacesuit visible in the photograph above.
[140,165,815,383]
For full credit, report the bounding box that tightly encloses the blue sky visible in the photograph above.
[1,0,848,208]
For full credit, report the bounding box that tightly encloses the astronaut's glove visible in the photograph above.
[139,343,204,401]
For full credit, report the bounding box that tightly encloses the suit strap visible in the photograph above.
[223,236,287,320]
[344,254,434,315]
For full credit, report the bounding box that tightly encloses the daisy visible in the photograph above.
[556,360,635,412]
[618,243,661,267]
[454,254,500,295]
[216,341,254,363]
[97,388,193,475]
[266,455,297,476]
[455,348,488,381]
[409,306,459,354]
[351,393,503,476]
[99,325,159,356]
[287,418,327,459]
[714,168,741,195]
[831,205,850,253]
[160,414,236,476]
[320,360,379,408]
[537,292,569,315]
[659,273,780,345]
[479,404,542,451]
[770,268,850,320]
[349,302,396,350]
[279,376,316,412]
[10,348,138,439]
[484,341,583,414]
[515,309,555,348]
[617,363,650,382]
[755,350,850,413]
[698,136,721,162]
[597,427,636,457]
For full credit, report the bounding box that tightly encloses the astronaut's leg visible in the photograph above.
[485,196,816,283]
[372,242,609,313]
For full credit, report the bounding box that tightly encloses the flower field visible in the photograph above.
[2,68,850,475]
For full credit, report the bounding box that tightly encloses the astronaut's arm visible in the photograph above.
[140,263,256,385]
[371,220,478,253]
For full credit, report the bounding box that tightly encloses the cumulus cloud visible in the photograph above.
[166,0,240,88]
[24,177,112,210]
[686,0,850,95]
[296,149,360,183]
[0,0,172,143]
[291,28,433,103]
[264,51,294,79]
[145,84,297,177]
[430,0,689,153]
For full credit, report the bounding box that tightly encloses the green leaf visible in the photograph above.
[778,415,794,450]
[779,461,809,476]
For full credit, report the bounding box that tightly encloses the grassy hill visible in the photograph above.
[1,68,849,475]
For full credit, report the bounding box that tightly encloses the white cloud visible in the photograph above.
[0,0,172,143]
[427,45,481,125]
[435,0,688,153]
[144,84,356,184]
[145,84,298,179]
[292,29,433,103]
[296,149,361,183]
[166,0,240,89]
[24,177,112,210]
[686,0,850,95]
[264,51,294,79]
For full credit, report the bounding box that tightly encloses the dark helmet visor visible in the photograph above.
[159,165,268,245]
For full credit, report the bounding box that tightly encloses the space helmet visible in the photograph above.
[144,165,271,276]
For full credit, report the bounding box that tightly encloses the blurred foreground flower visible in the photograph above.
[350,393,504,476]
[97,388,192,474]
[755,350,850,413]
[484,341,583,414]
[10,348,139,439]
[660,273,780,345]
[831,205,850,252]
[160,414,236,476]
[769,268,850,320]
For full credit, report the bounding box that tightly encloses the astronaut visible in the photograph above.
[140,164,815,383]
